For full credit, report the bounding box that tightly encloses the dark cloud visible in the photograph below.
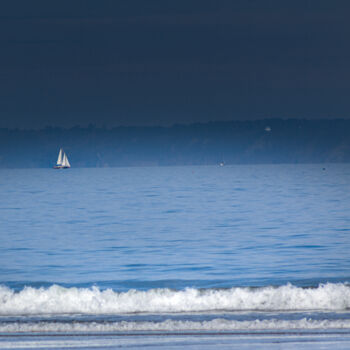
[1,0,350,128]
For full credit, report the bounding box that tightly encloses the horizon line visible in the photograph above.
[1,117,350,131]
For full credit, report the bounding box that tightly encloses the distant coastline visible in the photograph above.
[1,119,349,168]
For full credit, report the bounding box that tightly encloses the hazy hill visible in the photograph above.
[0,119,349,168]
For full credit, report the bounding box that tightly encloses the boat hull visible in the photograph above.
[53,166,70,169]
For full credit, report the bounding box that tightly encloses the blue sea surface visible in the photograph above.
[1,164,350,349]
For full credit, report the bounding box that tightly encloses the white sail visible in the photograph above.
[62,152,71,168]
[57,148,63,166]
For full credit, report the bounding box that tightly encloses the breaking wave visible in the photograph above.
[0,283,349,316]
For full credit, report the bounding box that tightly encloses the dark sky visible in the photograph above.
[1,0,350,128]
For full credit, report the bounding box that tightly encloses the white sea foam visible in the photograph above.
[0,283,349,316]
[1,318,350,333]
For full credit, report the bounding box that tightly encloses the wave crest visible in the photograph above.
[0,283,349,315]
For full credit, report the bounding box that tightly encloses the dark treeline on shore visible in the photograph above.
[0,119,349,168]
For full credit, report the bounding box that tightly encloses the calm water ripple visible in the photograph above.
[0,164,350,288]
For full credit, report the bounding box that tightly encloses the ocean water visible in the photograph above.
[0,164,350,349]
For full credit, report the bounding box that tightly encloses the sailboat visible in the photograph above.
[54,148,71,169]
